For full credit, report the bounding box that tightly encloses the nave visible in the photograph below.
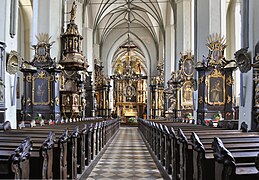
[84,127,163,180]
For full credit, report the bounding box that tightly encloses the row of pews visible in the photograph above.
[138,118,259,180]
[0,117,120,179]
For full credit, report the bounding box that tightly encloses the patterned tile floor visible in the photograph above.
[87,127,163,180]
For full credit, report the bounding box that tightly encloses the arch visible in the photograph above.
[18,0,32,60]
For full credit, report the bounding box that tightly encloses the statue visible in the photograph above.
[69,1,77,22]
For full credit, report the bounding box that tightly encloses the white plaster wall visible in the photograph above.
[165,25,175,83]
[0,0,19,129]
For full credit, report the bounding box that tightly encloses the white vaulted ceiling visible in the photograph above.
[86,0,174,76]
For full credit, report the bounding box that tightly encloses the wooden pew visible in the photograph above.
[191,131,259,180]
[212,137,259,180]
[0,132,55,179]
[3,128,70,179]
[0,137,32,179]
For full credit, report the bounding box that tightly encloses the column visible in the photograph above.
[175,0,192,66]
[239,0,259,130]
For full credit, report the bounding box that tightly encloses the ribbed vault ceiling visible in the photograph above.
[87,0,172,75]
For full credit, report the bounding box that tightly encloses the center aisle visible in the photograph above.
[86,127,163,179]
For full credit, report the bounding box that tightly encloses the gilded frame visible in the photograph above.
[207,69,225,105]
[181,81,193,108]
[32,71,50,105]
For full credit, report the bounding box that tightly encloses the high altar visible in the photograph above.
[112,57,147,122]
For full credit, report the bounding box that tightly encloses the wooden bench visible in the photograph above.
[0,137,32,179]
[212,137,259,180]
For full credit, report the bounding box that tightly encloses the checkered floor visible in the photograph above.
[87,127,163,179]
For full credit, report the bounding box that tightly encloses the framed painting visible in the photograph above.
[208,70,225,105]
[181,81,193,107]
[32,71,50,105]
[183,58,194,76]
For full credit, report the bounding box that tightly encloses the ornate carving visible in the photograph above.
[234,47,251,73]
[11,137,32,179]
[226,76,233,86]
[199,76,204,84]
[227,95,231,104]
[55,96,60,106]
[26,97,31,107]
[212,137,235,178]
[226,112,232,118]
[32,33,54,64]
[198,96,203,104]
[206,34,227,68]
[26,74,32,82]
[41,132,55,179]
[7,50,22,74]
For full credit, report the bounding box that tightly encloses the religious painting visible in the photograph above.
[181,81,193,108]
[208,70,225,105]
[183,58,194,76]
[125,84,136,102]
[32,71,50,105]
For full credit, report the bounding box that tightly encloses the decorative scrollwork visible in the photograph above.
[26,74,32,82]
[55,97,60,106]
[234,47,251,73]
[27,98,31,107]
[199,96,203,104]
[226,76,234,86]
[199,76,204,84]
[227,95,231,104]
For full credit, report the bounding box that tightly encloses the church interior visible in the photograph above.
[0,0,259,179]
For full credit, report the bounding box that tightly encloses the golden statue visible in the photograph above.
[134,60,141,74]
[69,1,77,22]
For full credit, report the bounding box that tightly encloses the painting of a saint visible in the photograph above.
[33,78,49,105]
[208,76,225,105]
[183,59,194,76]
[182,81,193,107]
